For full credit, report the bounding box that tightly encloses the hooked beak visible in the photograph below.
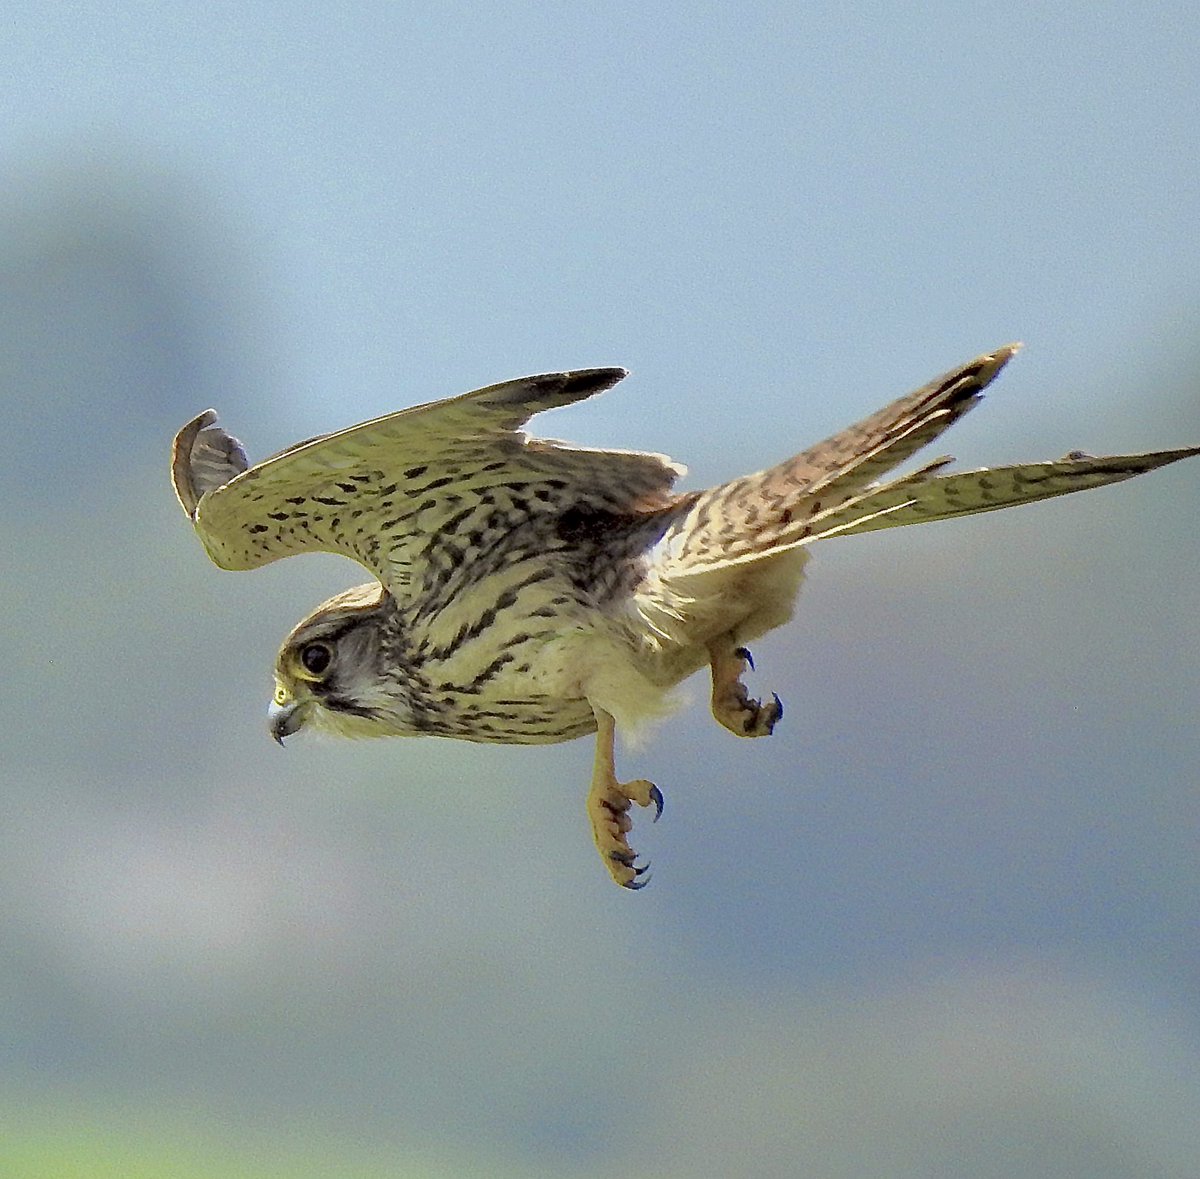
[268,698,307,745]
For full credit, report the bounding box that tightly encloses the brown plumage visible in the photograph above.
[172,345,1198,888]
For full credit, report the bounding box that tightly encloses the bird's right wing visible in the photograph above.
[171,369,685,600]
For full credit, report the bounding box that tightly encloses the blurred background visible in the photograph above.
[2,3,1198,1176]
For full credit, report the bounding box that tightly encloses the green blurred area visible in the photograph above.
[0,1104,502,1179]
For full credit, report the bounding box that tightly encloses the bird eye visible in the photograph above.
[298,641,333,678]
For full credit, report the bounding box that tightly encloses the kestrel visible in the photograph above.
[172,346,1198,888]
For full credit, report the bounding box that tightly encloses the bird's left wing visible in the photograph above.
[171,369,684,597]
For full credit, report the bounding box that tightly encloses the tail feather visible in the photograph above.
[813,447,1200,540]
[665,345,1018,573]
[664,345,1198,578]
[775,344,1018,492]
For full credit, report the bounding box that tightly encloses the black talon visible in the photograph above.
[734,645,754,670]
[649,784,665,821]
[623,875,651,890]
[772,692,783,720]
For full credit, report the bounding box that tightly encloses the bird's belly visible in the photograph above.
[417,631,598,745]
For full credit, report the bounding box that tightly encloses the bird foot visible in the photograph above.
[710,645,783,737]
[586,706,665,889]
[586,773,663,890]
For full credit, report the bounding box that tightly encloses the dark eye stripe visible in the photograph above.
[321,694,377,718]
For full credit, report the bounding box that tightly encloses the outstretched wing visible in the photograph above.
[171,369,684,597]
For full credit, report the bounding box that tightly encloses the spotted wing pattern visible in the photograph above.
[171,369,684,599]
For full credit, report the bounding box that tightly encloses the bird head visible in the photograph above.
[269,582,400,743]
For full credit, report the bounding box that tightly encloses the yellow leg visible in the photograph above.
[585,707,663,890]
[708,641,783,737]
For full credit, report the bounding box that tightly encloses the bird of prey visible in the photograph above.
[172,345,1198,889]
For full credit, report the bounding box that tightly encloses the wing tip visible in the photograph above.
[480,367,629,415]
[542,366,628,399]
[171,408,251,521]
[170,408,221,518]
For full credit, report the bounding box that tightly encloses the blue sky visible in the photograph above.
[1,3,1198,1175]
